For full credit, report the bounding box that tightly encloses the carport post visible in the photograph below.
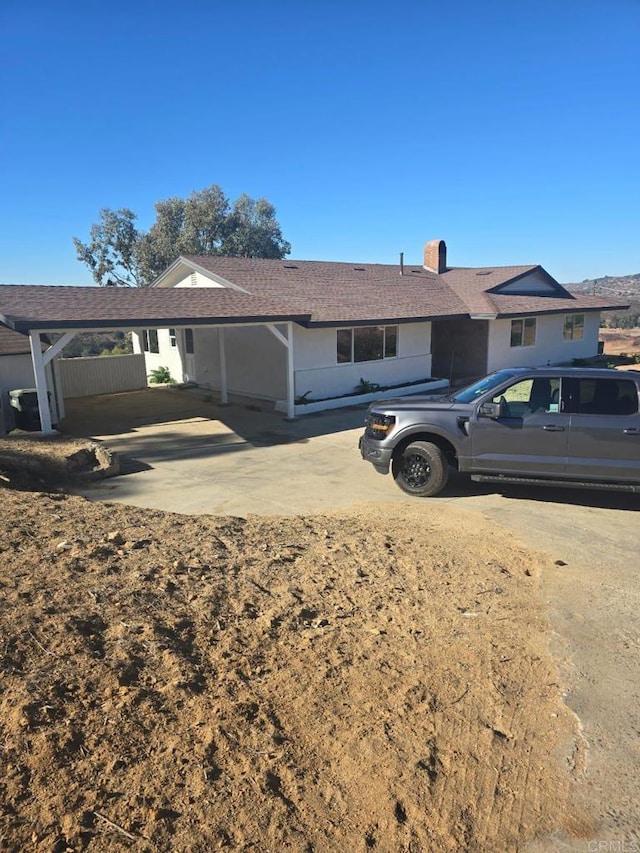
[218,328,228,404]
[266,322,296,419]
[286,321,295,420]
[29,331,53,434]
[28,329,76,435]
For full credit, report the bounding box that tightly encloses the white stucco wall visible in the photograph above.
[292,322,432,399]
[133,329,185,383]
[0,353,36,394]
[134,321,434,404]
[184,326,287,400]
[486,312,601,372]
[135,325,288,400]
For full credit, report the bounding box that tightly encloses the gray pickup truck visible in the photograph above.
[359,367,640,497]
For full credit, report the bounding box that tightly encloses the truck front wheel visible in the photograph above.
[392,441,449,497]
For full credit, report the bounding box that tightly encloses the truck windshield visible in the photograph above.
[452,370,518,403]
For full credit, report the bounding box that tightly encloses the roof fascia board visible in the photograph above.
[495,306,613,319]
[150,257,188,288]
[16,316,310,334]
[304,314,470,328]
[0,313,18,332]
[152,256,250,294]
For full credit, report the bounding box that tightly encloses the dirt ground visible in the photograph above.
[0,437,591,852]
[600,327,640,356]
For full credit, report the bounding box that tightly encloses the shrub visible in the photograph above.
[148,366,173,384]
[356,378,381,394]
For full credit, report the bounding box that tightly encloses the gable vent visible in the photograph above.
[190,272,197,286]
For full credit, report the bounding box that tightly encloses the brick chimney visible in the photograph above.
[424,239,447,274]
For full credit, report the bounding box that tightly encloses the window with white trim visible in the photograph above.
[142,329,159,354]
[563,314,584,341]
[510,317,536,348]
[169,328,177,347]
[337,325,398,363]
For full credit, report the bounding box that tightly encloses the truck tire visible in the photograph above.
[392,441,449,497]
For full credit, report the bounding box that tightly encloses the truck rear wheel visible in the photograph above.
[392,441,449,497]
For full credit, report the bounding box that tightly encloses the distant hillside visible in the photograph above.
[564,273,640,328]
[564,272,640,298]
[57,331,133,358]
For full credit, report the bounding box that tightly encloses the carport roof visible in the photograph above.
[0,284,310,333]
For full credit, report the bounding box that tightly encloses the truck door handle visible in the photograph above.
[542,424,565,432]
[623,428,640,435]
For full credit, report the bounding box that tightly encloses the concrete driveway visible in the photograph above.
[62,386,406,515]
[63,387,640,850]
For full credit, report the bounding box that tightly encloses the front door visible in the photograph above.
[431,318,489,383]
[469,376,570,476]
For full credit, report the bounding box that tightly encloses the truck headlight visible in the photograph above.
[365,414,396,439]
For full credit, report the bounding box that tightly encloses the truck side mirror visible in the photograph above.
[478,401,502,419]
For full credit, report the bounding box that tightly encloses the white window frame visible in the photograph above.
[510,317,537,348]
[142,329,159,354]
[169,328,177,348]
[336,325,398,364]
[563,314,584,341]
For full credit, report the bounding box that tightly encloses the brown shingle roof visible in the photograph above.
[0,323,32,355]
[0,255,629,334]
[486,291,624,317]
[0,284,310,333]
[180,256,628,323]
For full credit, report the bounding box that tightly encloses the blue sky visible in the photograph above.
[1,0,639,285]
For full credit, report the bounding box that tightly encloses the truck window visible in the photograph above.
[574,379,639,415]
[490,377,561,417]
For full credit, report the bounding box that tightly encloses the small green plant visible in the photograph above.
[632,354,640,364]
[295,390,313,405]
[148,366,174,384]
[355,377,381,394]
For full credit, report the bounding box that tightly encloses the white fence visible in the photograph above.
[58,354,147,399]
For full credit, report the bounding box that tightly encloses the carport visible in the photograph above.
[0,284,311,433]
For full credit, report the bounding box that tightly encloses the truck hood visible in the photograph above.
[369,394,466,413]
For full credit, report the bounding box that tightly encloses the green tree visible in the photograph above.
[74,184,290,287]
[73,208,141,286]
[221,194,291,259]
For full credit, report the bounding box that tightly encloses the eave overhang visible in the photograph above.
[0,313,310,335]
